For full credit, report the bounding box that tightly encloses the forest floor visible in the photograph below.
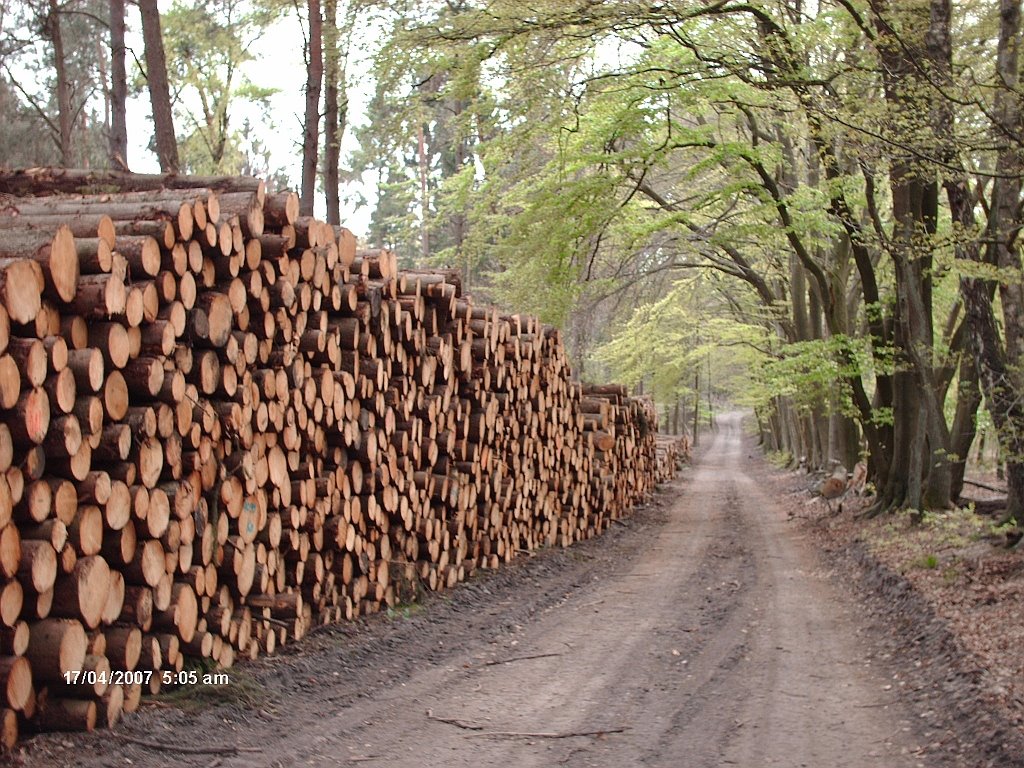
[11,412,1024,767]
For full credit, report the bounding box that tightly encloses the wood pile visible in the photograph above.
[655,433,690,482]
[0,167,678,746]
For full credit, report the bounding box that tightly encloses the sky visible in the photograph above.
[124,4,381,237]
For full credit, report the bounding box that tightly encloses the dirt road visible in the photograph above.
[23,413,936,767]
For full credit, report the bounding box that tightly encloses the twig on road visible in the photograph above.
[113,733,263,755]
[426,711,627,739]
[482,652,563,667]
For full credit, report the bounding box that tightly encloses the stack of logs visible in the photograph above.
[655,434,690,482]
[0,168,681,746]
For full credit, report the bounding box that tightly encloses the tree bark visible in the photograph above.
[949,352,982,500]
[300,0,323,217]
[937,0,1024,520]
[323,0,348,225]
[418,123,429,259]
[45,0,74,166]
[108,0,129,169]
[138,0,179,173]
[976,0,1024,519]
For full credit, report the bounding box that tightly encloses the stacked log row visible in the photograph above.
[655,433,690,483]
[0,168,679,746]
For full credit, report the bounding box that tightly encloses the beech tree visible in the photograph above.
[356,0,1024,520]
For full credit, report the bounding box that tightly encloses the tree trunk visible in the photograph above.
[691,371,699,447]
[300,0,323,217]
[138,0,178,173]
[988,0,1024,519]
[323,0,348,225]
[948,353,982,500]
[418,124,429,260]
[872,2,953,511]
[768,406,783,453]
[944,0,1024,520]
[46,0,74,166]
[108,0,129,169]
[829,409,860,471]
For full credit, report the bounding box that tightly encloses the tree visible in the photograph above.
[354,0,498,270]
[108,0,127,167]
[933,0,1024,521]
[138,0,179,172]
[0,0,111,167]
[381,0,983,511]
[300,0,322,216]
[323,0,353,224]
[160,0,277,174]
[45,0,73,164]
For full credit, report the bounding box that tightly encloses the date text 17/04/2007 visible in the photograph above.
[62,669,231,686]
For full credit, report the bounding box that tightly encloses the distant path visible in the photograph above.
[25,412,931,767]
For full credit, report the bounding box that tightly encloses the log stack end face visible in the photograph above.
[0,167,685,746]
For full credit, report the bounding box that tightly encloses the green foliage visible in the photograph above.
[764,450,794,468]
[386,602,423,620]
[349,0,1024,493]
[353,2,500,266]
[910,553,940,569]
[593,274,770,405]
[159,0,280,174]
[758,336,867,416]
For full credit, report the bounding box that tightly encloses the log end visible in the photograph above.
[49,225,80,303]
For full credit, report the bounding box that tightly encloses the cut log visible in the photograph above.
[67,348,104,393]
[0,213,114,248]
[96,681,124,728]
[18,540,56,593]
[7,388,49,446]
[71,399,104,446]
[0,581,22,628]
[189,292,232,348]
[124,539,164,588]
[65,504,102,558]
[6,338,47,388]
[0,707,15,749]
[0,356,19,410]
[51,555,111,629]
[103,370,129,421]
[0,622,28,656]
[0,225,79,303]
[0,259,43,324]
[33,697,96,732]
[89,322,130,370]
[70,274,126,318]
[0,525,18,580]
[0,656,31,711]
[43,367,76,414]
[104,625,141,671]
[0,169,263,196]
[102,570,125,625]
[42,414,82,457]
[25,618,86,681]
[119,586,153,630]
